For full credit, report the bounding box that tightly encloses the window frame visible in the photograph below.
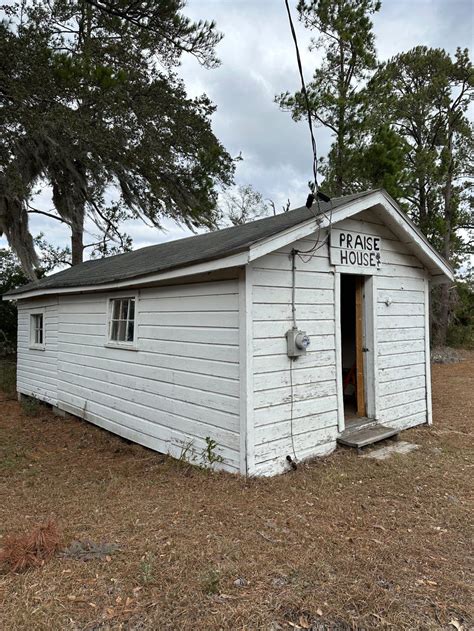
[29,310,45,350]
[105,294,138,350]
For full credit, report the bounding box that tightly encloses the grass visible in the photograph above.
[0,354,472,630]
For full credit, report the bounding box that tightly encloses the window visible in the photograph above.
[30,313,45,349]
[108,297,136,346]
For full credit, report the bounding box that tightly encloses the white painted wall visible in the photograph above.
[17,277,241,472]
[336,211,428,431]
[250,230,339,476]
[17,297,58,405]
[250,208,429,476]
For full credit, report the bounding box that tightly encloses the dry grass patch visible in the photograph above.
[0,520,60,573]
[0,354,473,630]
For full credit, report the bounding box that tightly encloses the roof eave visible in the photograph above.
[2,250,250,301]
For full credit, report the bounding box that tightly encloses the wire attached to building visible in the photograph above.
[283,0,337,468]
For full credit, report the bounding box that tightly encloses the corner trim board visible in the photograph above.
[334,271,345,433]
[239,265,254,474]
[424,277,433,425]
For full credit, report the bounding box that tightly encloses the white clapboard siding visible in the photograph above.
[254,409,338,445]
[377,276,425,291]
[255,395,338,427]
[377,327,425,343]
[253,269,334,290]
[360,217,430,428]
[250,210,431,475]
[16,298,58,405]
[250,233,338,476]
[254,334,335,357]
[59,342,240,381]
[254,426,338,475]
[254,377,337,409]
[378,351,425,370]
[55,278,242,472]
[253,350,335,375]
[254,363,336,391]
[253,319,335,339]
[378,362,426,383]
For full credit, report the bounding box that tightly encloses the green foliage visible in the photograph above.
[201,437,224,469]
[365,46,473,259]
[139,551,156,585]
[276,0,381,195]
[20,396,40,417]
[356,126,409,202]
[446,276,474,349]
[366,46,473,344]
[0,1,234,275]
[201,568,221,595]
[0,250,30,353]
[0,359,17,399]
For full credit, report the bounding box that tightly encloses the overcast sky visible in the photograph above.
[1,0,472,255]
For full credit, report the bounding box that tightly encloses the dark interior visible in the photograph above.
[340,274,358,421]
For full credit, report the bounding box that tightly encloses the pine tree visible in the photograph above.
[276,0,381,195]
[366,46,473,344]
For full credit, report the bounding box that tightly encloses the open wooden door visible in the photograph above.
[355,277,366,417]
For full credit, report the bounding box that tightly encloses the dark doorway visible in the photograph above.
[340,274,366,422]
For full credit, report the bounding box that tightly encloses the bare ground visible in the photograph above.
[0,354,473,630]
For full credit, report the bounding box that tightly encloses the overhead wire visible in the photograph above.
[283,0,319,208]
[283,0,334,263]
[283,0,337,466]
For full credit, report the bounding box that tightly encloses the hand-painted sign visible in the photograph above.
[330,229,381,269]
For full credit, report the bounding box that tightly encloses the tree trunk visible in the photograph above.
[335,36,345,197]
[71,216,84,266]
[433,128,455,347]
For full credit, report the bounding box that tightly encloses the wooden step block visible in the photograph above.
[337,424,399,450]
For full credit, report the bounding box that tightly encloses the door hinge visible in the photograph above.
[362,347,369,352]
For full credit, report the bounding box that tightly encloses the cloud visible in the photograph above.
[1,0,472,256]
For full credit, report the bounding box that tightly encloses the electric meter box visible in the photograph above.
[286,328,310,358]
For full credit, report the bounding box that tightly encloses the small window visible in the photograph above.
[108,297,136,346]
[30,313,45,349]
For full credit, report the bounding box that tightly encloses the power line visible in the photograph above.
[283,0,320,207]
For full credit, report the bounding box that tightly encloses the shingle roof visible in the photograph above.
[5,191,375,297]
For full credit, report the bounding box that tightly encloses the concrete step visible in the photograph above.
[337,424,399,450]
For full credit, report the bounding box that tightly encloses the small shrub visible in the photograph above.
[201,437,224,469]
[202,568,220,595]
[139,551,155,585]
[0,520,60,573]
[20,397,40,417]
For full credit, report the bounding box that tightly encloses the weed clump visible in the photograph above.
[20,397,40,417]
[60,540,120,561]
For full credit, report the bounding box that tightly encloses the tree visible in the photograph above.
[0,1,234,277]
[366,47,473,344]
[0,249,30,354]
[355,125,409,202]
[220,184,270,226]
[276,0,381,195]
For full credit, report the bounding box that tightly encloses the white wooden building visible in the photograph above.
[4,190,453,476]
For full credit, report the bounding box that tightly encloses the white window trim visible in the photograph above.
[29,310,45,350]
[105,293,139,350]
